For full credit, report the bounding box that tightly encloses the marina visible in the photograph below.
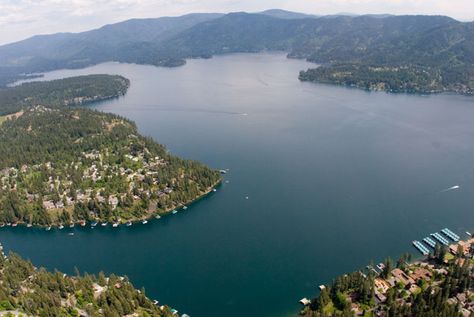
[412,228,462,255]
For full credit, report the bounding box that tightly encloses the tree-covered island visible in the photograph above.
[0,76,221,227]
[300,238,474,317]
[0,245,177,316]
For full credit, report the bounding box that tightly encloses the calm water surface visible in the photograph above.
[2,53,474,317]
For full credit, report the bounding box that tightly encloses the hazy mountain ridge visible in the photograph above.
[0,10,473,93]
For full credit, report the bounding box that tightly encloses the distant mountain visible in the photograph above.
[0,11,472,94]
[258,9,318,19]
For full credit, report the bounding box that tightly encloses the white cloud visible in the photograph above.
[0,0,472,45]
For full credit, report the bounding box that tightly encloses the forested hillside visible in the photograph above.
[0,107,220,226]
[0,12,473,94]
[0,247,175,316]
[0,75,129,116]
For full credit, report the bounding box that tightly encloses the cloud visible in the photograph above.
[0,0,472,45]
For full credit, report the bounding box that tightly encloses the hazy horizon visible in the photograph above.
[0,0,473,46]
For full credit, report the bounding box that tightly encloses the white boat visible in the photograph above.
[182,206,188,210]
[68,233,74,236]
[142,220,148,225]
[155,215,161,219]
[69,223,75,228]
[101,222,108,227]
[59,224,64,230]
[212,189,217,192]
[46,226,51,231]
[112,223,119,228]
[172,210,178,214]
[26,223,32,228]
[126,221,132,227]
[466,231,472,236]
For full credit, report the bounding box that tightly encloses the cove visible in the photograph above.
[1,53,474,317]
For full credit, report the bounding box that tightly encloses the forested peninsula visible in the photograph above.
[0,76,221,227]
[0,245,176,316]
[0,75,129,116]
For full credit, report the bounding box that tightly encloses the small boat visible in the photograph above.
[69,223,75,228]
[91,222,98,227]
[182,206,188,210]
[6,223,11,226]
[101,222,108,227]
[68,233,74,236]
[0,223,4,228]
[46,226,52,231]
[219,170,227,174]
[245,196,249,200]
[27,223,32,228]
[80,221,86,227]
[466,231,472,236]
[126,221,132,227]
[225,180,230,184]
[153,300,159,305]
[155,215,161,219]
[12,222,18,227]
[212,189,217,192]
[142,220,148,225]
[58,224,64,230]
[112,223,119,228]
[172,210,178,214]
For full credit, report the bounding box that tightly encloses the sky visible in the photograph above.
[0,0,472,45]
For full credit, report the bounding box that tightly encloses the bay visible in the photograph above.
[2,53,474,317]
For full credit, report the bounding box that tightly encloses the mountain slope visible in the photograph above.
[0,11,473,94]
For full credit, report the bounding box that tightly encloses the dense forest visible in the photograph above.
[0,77,220,226]
[299,64,474,94]
[0,247,175,316]
[0,75,129,116]
[0,12,473,94]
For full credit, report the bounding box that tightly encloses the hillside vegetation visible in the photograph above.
[0,247,175,316]
[0,75,129,116]
[0,12,473,94]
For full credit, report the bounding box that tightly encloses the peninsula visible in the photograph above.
[0,76,221,227]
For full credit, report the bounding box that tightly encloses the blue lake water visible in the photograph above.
[2,53,474,317]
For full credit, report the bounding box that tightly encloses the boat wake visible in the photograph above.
[440,185,460,193]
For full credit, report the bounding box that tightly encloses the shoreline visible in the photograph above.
[0,178,223,230]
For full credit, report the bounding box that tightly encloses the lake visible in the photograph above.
[2,53,474,317]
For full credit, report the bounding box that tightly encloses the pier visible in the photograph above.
[423,237,436,248]
[431,232,450,246]
[412,240,430,255]
[441,228,460,242]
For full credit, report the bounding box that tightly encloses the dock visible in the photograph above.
[431,232,450,246]
[423,237,436,248]
[412,240,430,255]
[441,228,460,242]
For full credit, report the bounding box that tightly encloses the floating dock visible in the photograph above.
[423,237,436,248]
[431,232,449,246]
[412,240,430,255]
[441,228,460,242]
